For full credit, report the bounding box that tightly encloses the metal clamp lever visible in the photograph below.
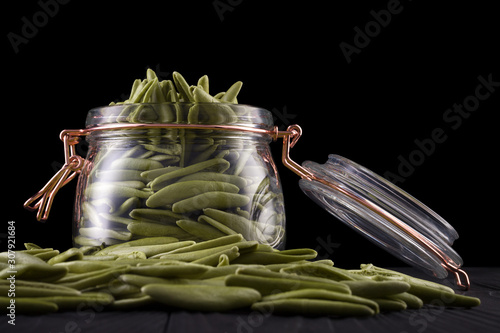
[24,133,86,221]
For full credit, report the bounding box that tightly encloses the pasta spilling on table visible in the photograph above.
[1,236,480,316]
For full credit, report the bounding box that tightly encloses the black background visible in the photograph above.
[4,0,499,272]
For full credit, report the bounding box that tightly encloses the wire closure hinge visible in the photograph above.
[278,124,316,181]
[24,131,87,221]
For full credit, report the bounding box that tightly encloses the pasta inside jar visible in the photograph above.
[74,103,286,249]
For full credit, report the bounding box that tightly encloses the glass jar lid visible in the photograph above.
[298,154,466,283]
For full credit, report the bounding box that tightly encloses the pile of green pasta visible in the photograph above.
[0,235,480,316]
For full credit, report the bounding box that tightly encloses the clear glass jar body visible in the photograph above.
[73,104,286,249]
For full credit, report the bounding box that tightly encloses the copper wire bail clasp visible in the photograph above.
[277,124,316,180]
[24,129,88,221]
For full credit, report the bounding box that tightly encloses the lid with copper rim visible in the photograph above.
[297,154,468,287]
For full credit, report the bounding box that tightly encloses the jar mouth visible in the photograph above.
[86,103,275,132]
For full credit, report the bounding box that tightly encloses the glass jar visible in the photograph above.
[73,103,286,249]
